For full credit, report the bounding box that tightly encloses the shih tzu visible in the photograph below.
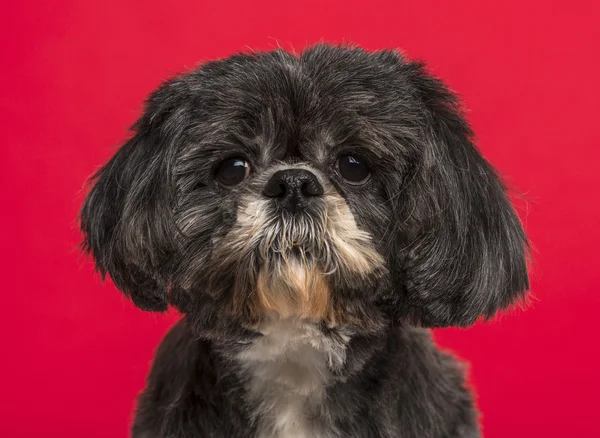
[80,44,529,437]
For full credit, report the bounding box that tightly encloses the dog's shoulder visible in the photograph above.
[132,318,254,438]
[378,327,481,437]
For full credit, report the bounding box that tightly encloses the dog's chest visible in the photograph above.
[235,320,349,438]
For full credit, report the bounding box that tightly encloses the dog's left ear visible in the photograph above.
[394,62,529,327]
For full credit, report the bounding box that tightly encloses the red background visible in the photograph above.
[1,1,599,436]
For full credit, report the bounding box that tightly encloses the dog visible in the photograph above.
[80,44,529,438]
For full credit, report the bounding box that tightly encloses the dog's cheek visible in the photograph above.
[172,188,240,293]
[330,190,390,267]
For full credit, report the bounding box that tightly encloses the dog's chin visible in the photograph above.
[237,216,338,323]
[254,249,334,322]
[234,224,384,326]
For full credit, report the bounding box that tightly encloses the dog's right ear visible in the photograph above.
[80,78,192,311]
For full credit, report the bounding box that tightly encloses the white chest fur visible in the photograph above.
[235,319,350,438]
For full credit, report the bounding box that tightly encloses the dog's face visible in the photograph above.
[81,45,528,335]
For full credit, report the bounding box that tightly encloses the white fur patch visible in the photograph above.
[236,319,350,438]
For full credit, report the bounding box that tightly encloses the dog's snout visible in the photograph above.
[263,169,324,214]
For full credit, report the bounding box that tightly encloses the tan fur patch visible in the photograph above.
[254,260,332,321]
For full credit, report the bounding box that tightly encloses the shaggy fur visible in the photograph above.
[80,44,529,437]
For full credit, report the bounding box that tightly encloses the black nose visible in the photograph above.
[263,169,324,214]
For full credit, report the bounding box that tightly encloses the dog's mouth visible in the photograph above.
[257,216,326,260]
[287,244,312,260]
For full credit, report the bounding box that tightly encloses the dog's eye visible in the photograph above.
[216,158,250,187]
[336,155,371,185]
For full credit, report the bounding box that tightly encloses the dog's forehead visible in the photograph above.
[187,50,416,162]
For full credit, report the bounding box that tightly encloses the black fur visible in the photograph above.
[80,44,528,437]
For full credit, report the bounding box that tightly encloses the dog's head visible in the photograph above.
[81,45,528,333]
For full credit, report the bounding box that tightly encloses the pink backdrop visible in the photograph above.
[2,1,599,436]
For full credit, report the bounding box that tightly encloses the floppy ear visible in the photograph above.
[80,78,191,311]
[396,64,529,327]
